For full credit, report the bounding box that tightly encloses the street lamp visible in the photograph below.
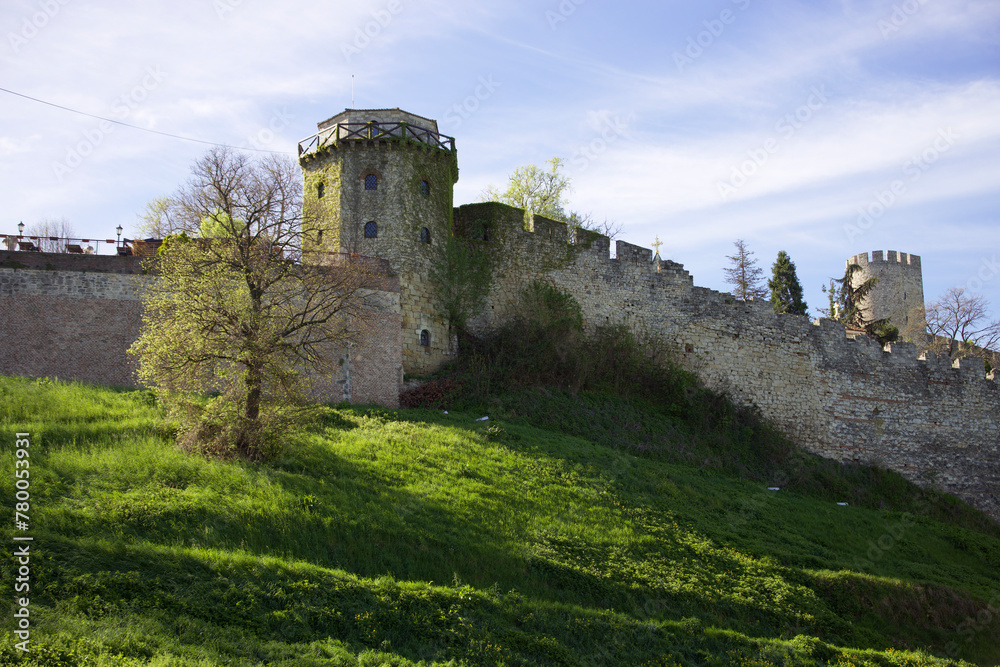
[116,225,123,249]
[18,221,24,236]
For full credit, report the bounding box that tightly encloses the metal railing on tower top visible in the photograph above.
[298,121,455,156]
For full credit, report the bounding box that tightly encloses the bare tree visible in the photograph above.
[567,211,623,242]
[135,196,185,239]
[130,147,381,460]
[723,239,767,301]
[25,218,75,252]
[924,287,1000,360]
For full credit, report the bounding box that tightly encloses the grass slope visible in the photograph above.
[1,376,998,666]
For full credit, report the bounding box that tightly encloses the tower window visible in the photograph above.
[419,180,430,196]
[420,329,430,347]
[317,182,325,198]
[420,227,431,244]
[370,121,381,138]
[364,221,378,238]
[317,230,324,244]
[365,174,378,190]
[473,220,490,242]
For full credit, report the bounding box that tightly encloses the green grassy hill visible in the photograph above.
[1,375,998,666]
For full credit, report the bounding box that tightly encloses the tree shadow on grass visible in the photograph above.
[31,427,824,649]
[18,533,818,667]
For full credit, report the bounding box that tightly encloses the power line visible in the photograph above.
[0,86,294,155]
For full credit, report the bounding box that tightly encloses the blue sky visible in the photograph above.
[2,0,998,319]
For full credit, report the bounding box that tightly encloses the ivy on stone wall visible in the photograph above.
[301,159,343,256]
[429,233,493,331]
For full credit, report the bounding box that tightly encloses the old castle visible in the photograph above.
[1,108,997,521]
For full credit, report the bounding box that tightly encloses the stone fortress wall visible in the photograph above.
[2,106,995,521]
[295,106,997,521]
[452,202,999,521]
[0,251,404,407]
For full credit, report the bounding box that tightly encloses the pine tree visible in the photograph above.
[768,250,808,315]
[723,239,767,301]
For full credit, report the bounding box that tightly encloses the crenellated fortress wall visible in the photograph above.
[452,203,1000,521]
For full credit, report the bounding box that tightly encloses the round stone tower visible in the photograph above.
[847,250,925,333]
[298,108,459,375]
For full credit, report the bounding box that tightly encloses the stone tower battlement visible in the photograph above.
[299,108,459,374]
[848,250,925,332]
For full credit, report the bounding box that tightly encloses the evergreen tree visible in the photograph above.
[768,251,808,315]
[817,279,839,319]
[723,239,767,301]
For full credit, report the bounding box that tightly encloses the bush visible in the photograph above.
[399,378,457,408]
[447,280,696,407]
[167,392,293,461]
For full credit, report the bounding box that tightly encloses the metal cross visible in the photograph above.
[652,236,663,256]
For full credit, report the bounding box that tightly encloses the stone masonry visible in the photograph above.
[300,108,459,376]
[0,251,403,406]
[449,202,999,522]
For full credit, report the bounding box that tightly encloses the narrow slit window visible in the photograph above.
[420,227,431,244]
[419,180,430,196]
[317,182,325,198]
[364,221,378,238]
[420,329,430,347]
[365,174,378,190]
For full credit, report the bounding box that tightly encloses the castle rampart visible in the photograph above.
[7,106,995,523]
[449,211,999,521]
